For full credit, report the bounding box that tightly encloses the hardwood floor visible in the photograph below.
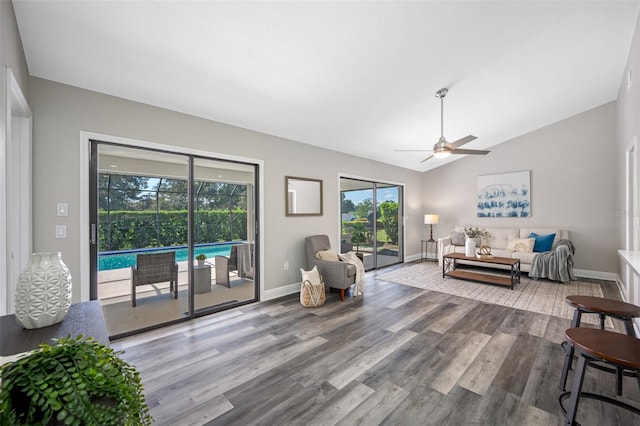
[112,263,640,425]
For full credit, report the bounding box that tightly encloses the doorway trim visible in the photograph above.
[79,131,264,303]
[1,68,32,315]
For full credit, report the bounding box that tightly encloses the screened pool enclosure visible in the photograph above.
[98,174,249,252]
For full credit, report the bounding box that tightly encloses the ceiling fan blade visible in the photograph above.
[451,148,490,155]
[449,135,477,149]
[419,154,434,163]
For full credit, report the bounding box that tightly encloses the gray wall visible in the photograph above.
[1,0,29,98]
[423,102,617,274]
[29,77,424,302]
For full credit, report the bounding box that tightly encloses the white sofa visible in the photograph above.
[437,226,570,273]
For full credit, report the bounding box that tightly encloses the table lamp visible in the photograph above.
[424,214,439,242]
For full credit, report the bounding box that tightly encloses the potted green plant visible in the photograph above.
[0,335,152,426]
[196,253,207,266]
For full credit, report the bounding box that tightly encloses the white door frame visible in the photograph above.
[1,68,32,315]
[625,137,639,309]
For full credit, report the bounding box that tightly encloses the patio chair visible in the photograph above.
[130,252,178,307]
[215,243,254,287]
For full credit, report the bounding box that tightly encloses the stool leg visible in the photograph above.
[560,310,583,391]
[623,318,636,338]
[570,309,582,328]
[560,342,574,391]
[565,354,588,426]
[616,367,623,396]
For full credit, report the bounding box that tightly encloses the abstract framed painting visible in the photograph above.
[477,170,530,217]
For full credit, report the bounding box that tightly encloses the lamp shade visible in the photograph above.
[424,214,439,225]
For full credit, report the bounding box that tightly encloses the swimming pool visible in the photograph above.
[98,242,239,271]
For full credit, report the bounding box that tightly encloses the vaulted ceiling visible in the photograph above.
[13,1,640,171]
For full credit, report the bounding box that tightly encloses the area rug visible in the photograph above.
[377,263,606,324]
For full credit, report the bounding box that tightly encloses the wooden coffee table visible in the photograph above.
[442,252,521,290]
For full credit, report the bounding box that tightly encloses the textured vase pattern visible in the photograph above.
[15,252,72,329]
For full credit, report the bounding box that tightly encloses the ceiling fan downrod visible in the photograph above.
[435,88,448,140]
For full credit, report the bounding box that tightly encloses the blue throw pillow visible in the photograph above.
[529,232,555,252]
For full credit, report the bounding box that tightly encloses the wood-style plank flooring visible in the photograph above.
[112,263,640,425]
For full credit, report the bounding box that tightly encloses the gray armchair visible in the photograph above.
[305,235,356,302]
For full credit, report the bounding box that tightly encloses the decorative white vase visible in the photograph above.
[15,252,72,329]
[464,237,476,257]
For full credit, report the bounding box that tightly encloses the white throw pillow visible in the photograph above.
[300,265,322,285]
[506,237,535,252]
[315,250,340,262]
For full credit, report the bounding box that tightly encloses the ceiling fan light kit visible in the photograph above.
[400,87,490,164]
[432,138,451,159]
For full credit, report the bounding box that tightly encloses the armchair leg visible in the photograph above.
[340,289,345,302]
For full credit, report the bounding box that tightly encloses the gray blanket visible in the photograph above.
[529,239,576,283]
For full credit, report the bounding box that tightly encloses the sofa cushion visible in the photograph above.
[451,231,465,246]
[506,237,535,252]
[484,227,519,250]
[511,250,538,264]
[529,232,555,252]
[491,248,511,258]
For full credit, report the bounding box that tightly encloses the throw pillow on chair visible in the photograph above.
[300,266,325,307]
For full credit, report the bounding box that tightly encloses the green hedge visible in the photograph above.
[99,210,247,251]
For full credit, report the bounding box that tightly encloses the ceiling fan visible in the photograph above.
[398,88,489,163]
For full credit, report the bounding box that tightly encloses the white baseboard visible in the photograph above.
[262,282,300,301]
[405,253,421,262]
[573,269,617,281]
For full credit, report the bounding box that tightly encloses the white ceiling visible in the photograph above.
[13,1,640,172]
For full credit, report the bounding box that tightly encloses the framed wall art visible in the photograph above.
[477,170,530,217]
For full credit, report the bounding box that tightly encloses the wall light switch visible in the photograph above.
[55,225,67,239]
[57,203,68,216]
[284,261,289,270]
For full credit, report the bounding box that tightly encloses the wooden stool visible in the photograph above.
[559,328,640,425]
[560,296,640,394]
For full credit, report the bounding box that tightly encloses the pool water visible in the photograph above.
[98,243,236,271]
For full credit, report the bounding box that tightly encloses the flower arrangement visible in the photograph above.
[195,253,207,261]
[463,227,487,239]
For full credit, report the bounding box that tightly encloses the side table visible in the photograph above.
[421,239,438,262]
[194,264,212,293]
[0,300,110,357]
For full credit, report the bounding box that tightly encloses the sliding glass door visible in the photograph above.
[193,158,257,312]
[89,141,258,338]
[375,183,402,267]
[340,177,403,270]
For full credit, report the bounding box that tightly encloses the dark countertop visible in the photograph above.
[0,300,109,356]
